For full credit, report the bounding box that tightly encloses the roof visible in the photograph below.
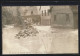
[69,6,78,13]
[50,6,78,13]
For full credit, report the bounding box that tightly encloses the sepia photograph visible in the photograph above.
[2,5,78,54]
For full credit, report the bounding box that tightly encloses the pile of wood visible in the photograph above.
[15,26,39,39]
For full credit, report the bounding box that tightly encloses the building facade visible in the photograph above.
[39,6,51,26]
[50,5,78,29]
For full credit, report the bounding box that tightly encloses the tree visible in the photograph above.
[2,7,14,27]
[16,7,26,29]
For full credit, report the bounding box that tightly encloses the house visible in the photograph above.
[40,9,51,26]
[38,6,51,26]
[19,6,41,26]
[50,5,78,29]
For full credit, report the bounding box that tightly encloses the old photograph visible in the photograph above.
[2,5,78,54]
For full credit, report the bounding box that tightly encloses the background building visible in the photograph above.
[38,6,51,25]
[50,5,78,29]
[19,6,41,26]
[2,6,78,29]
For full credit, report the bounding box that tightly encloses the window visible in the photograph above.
[54,15,56,21]
[31,11,33,14]
[42,11,43,16]
[48,10,49,16]
[66,14,70,22]
[45,10,46,16]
